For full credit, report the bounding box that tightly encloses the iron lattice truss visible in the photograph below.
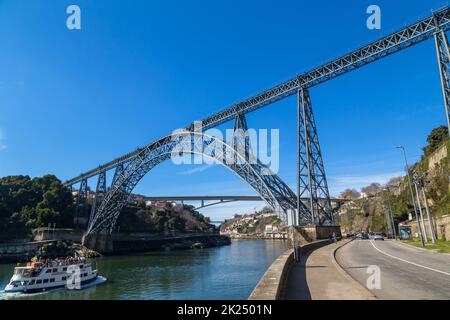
[85,130,305,235]
[435,30,450,135]
[64,7,450,187]
[297,89,333,225]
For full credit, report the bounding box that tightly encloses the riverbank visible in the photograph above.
[0,233,231,263]
[112,233,231,254]
[226,233,287,240]
[0,240,100,263]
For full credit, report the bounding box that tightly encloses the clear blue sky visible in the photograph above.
[0,0,448,220]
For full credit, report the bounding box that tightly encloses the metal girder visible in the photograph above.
[74,179,88,225]
[63,7,450,187]
[297,89,333,225]
[434,29,450,137]
[86,131,302,235]
[89,171,107,228]
[197,7,450,130]
[232,113,252,163]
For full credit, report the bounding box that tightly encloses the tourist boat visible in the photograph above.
[4,256,100,293]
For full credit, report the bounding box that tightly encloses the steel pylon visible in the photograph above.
[232,113,253,164]
[89,171,107,229]
[434,29,450,138]
[297,88,333,225]
[75,179,88,226]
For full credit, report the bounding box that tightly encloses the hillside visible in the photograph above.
[0,174,216,242]
[336,126,449,234]
[219,208,284,238]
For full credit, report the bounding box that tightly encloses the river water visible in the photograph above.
[0,239,287,300]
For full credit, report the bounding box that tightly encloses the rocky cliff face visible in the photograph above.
[336,196,389,234]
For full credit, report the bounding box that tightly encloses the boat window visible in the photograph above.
[50,278,55,283]
[63,267,67,272]
[36,279,42,284]
[62,276,67,281]
[43,279,49,283]
[29,280,35,285]
[52,268,58,273]
[80,265,84,269]
[14,269,25,276]
[46,269,51,273]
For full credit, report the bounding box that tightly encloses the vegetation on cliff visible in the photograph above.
[117,202,215,233]
[0,175,74,238]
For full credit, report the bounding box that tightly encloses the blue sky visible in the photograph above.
[0,0,448,220]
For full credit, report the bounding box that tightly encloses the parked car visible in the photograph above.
[361,232,369,240]
[374,233,384,241]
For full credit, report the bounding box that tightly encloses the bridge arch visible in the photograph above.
[86,130,305,235]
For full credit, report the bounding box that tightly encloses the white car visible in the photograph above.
[373,233,384,241]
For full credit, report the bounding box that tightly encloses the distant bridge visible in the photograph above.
[142,196,348,210]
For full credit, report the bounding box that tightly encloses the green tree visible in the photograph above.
[423,125,449,156]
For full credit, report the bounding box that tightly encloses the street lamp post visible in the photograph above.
[396,146,425,246]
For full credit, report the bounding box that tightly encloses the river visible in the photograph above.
[0,239,287,300]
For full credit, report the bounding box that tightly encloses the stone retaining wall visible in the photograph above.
[248,239,329,300]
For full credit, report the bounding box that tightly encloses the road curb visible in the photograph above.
[331,238,377,300]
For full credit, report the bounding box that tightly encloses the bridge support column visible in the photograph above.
[232,113,253,163]
[75,179,88,227]
[89,171,107,229]
[82,233,113,254]
[434,30,450,138]
[297,88,333,225]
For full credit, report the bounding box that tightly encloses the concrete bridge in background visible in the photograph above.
[141,196,348,210]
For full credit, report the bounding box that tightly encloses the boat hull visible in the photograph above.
[4,276,100,294]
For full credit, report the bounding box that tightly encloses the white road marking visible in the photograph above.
[369,240,450,277]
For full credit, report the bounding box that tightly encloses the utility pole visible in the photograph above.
[396,146,425,246]
[412,172,428,243]
[419,172,437,244]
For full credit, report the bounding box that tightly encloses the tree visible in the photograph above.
[339,189,361,200]
[0,175,74,235]
[423,125,449,156]
[361,183,382,197]
[386,176,403,188]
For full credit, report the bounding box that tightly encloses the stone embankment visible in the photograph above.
[0,240,100,263]
[112,233,231,254]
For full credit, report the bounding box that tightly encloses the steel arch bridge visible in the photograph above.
[66,7,450,236]
[85,130,307,235]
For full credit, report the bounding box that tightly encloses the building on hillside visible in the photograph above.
[264,224,279,234]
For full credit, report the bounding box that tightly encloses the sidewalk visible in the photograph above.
[282,240,376,300]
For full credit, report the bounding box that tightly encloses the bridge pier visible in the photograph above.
[82,233,113,254]
[287,225,342,247]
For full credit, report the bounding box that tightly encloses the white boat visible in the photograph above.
[4,257,100,293]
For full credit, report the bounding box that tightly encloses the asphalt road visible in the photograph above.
[335,239,450,300]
